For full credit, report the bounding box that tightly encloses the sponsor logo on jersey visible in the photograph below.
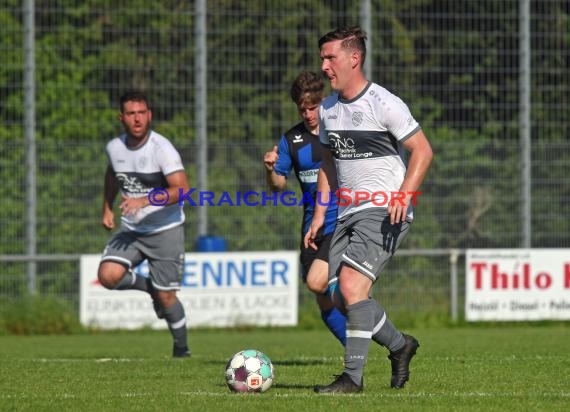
[328,115,337,119]
[116,173,151,194]
[328,132,373,159]
[298,169,319,183]
[293,134,303,143]
[328,132,355,150]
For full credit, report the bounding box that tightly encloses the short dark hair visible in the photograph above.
[290,71,325,106]
[318,26,367,66]
[119,90,150,112]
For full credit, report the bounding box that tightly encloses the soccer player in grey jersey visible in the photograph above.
[305,26,433,393]
[98,90,191,358]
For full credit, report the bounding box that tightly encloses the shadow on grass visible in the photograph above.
[205,358,330,366]
[272,382,316,390]
[214,382,315,390]
[273,359,329,366]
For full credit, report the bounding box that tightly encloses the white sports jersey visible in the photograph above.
[319,82,421,219]
[106,130,185,234]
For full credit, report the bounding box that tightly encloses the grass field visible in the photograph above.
[0,325,568,411]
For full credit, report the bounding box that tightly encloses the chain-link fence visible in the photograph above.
[1,1,569,320]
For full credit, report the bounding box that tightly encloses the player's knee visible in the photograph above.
[306,270,329,294]
[338,281,363,303]
[97,272,115,289]
[97,263,125,289]
[306,276,327,294]
[157,291,177,308]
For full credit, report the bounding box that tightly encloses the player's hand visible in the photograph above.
[101,210,115,230]
[119,195,145,216]
[263,146,278,172]
[387,193,411,225]
[304,215,325,250]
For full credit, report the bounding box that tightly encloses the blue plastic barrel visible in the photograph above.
[196,235,227,252]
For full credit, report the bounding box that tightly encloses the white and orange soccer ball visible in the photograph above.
[225,349,274,393]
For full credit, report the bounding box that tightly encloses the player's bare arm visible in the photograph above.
[102,165,118,230]
[304,145,336,250]
[119,170,189,216]
[388,129,433,224]
[263,145,287,192]
[164,170,190,204]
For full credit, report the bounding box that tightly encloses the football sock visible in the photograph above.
[321,307,347,346]
[343,299,374,385]
[371,299,405,352]
[115,270,150,292]
[163,298,188,349]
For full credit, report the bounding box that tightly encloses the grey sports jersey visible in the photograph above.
[319,82,420,219]
[106,130,185,234]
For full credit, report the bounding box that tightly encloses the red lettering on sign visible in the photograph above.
[472,261,553,290]
[535,272,552,289]
[471,262,487,289]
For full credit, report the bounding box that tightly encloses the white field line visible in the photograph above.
[1,391,569,400]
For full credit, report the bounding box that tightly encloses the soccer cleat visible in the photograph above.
[173,345,191,358]
[388,333,420,388]
[314,373,363,394]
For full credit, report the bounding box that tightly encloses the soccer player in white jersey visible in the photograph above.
[305,26,433,393]
[98,90,191,357]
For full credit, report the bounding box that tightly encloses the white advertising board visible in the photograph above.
[466,249,570,321]
[80,251,298,329]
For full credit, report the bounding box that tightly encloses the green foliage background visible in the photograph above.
[1,1,569,312]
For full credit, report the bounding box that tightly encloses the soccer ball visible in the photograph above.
[225,349,274,393]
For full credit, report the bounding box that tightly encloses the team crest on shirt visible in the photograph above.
[352,111,364,127]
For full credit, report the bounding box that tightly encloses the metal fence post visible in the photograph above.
[519,0,532,247]
[195,0,208,238]
[449,249,459,322]
[23,0,37,295]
